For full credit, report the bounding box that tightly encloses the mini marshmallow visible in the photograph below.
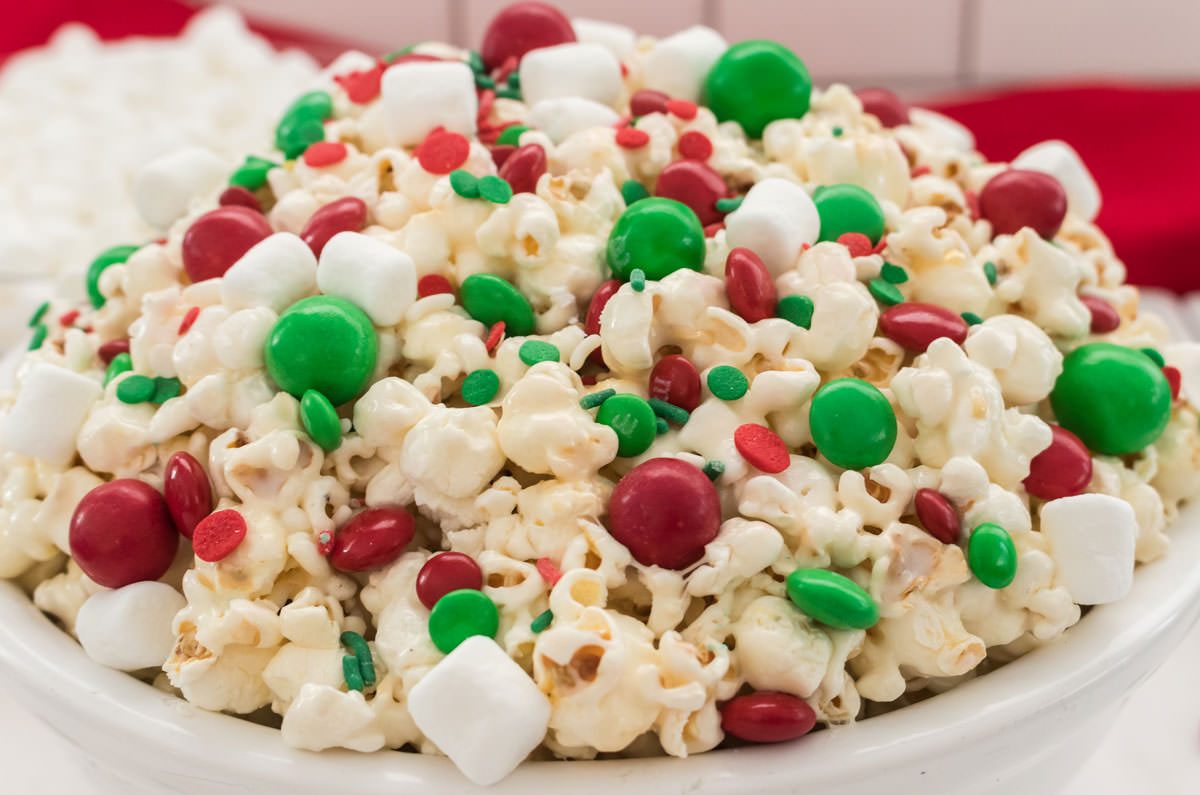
[572,18,636,60]
[75,581,186,670]
[518,42,622,108]
[641,25,728,103]
[1012,140,1101,222]
[527,97,621,144]
[380,61,477,146]
[909,108,975,152]
[133,147,226,229]
[1040,494,1137,605]
[2,362,102,466]
[317,232,416,327]
[1165,342,1200,410]
[408,635,550,786]
[725,178,820,277]
[220,232,317,313]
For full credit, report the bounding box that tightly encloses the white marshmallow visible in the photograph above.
[572,18,636,60]
[1165,342,1200,410]
[2,362,102,466]
[220,232,317,313]
[317,232,416,327]
[641,25,728,103]
[380,61,477,146]
[909,108,975,152]
[408,636,550,785]
[1012,140,1101,222]
[526,97,621,144]
[133,147,226,230]
[518,42,622,108]
[75,582,186,671]
[1040,494,1137,605]
[725,178,820,277]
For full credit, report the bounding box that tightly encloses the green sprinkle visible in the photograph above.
[28,301,49,327]
[478,175,513,204]
[530,609,554,634]
[151,377,182,404]
[647,398,690,425]
[983,260,998,285]
[104,353,132,386]
[1142,347,1166,367]
[340,631,376,687]
[342,654,365,692]
[832,125,844,137]
[519,340,559,366]
[474,73,496,90]
[382,43,419,62]
[655,417,669,434]
[229,155,278,190]
[707,365,749,401]
[880,262,908,284]
[495,87,523,101]
[300,389,342,451]
[580,388,616,409]
[621,179,650,206]
[506,72,520,89]
[962,311,984,326]
[467,50,485,75]
[630,268,646,292]
[27,324,47,351]
[86,244,140,309]
[868,278,904,306]
[776,294,814,329]
[497,125,529,146]
[702,459,725,481]
[461,369,500,405]
[116,374,155,404]
[450,169,480,199]
[715,196,744,213]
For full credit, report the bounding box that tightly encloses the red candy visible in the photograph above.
[329,506,415,572]
[97,338,130,365]
[417,273,455,298]
[585,280,622,336]
[654,160,728,226]
[480,1,576,71]
[1024,425,1094,501]
[720,691,817,744]
[648,354,701,412]
[677,130,713,161]
[181,206,272,283]
[416,552,484,609]
[854,87,911,128]
[218,186,261,212]
[58,309,80,327]
[418,128,471,174]
[914,488,959,544]
[490,144,517,169]
[878,302,969,352]
[979,169,1068,239]
[609,458,721,569]
[630,89,670,116]
[69,479,179,588]
[838,232,873,258]
[497,143,547,195]
[1165,365,1182,400]
[665,98,697,120]
[299,196,368,257]
[615,127,650,148]
[334,61,385,104]
[177,306,199,336]
[485,321,506,352]
[734,424,790,474]
[1079,294,1121,333]
[192,509,247,563]
[725,247,777,323]
[302,141,348,168]
[535,557,563,586]
[163,451,212,539]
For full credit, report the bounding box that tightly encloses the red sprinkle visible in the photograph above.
[1165,365,1182,401]
[218,186,261,212]
[612,114,633,129]
[302,141,348,168]
[734,424,790,473]
[914,488,960,544]
[536,557,563,586]
[964,189,981,222]
[871,238,888,255]
[677,130,713,161]
[177,306,200,336]
[192,509,247,563]
[1079,294,1121,333]
[665,98,698,120]
[97,339,130,365]
[838,232,874,258]
[316,531,334,556]
[725,248,777,323]
[630,89,671,116]
[485,321,506,352]
[334,61,385,104]
[476,89,497,126]
[615,127,650,149]
[416,552,484,609]
[58,309,80,327]
[491,56,519,85]
[910,164,931,178]
[417,273,455,298]
[418,128,471,174]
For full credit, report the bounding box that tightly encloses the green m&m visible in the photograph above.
[460,273,536,336]
[814,184,886,245]
[596,394,657,457]
[275,90,333,159]
[809,377,897,470]
[1049,342,1171,455]
[785,568,879,630]
[967,523,1017,589]
[606,198,705,281]
[428,588,499,654]
[86,244,140,308]
[703,40,812,139]
[264,296,377,406]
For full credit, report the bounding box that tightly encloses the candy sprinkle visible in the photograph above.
[648,397,690,425]
[192,508,248,563]
[519,340,560,366]
[342,654,365,692]
[630,268,647,292]
[776,294,815,328]
[417,273,455,298]
[1165,365,1182,400]
[715,196,744,214]
[104,353,132,386]
[497,124,529,146]
[983,260,998,285]
[656,417,669,434]
[461,369,500,405]
[621,179,650,205]
[428,588,500,654]
[868,278,904,306]
[478,175,514,204]
[178,306,200,336]
[449,169,480,199]
[530,609,554,634]
[300,389,342,451]
[665,98,697,120]
[116,374,156,404]
[58,309,80,327]
[615,127,650,149]
[340,631,376,687]
[962,311,984,326]
[536,557,563,586]
[229,155,277,190]
[302,141,348,168]
[27,301,49,327]
[880,262,909,284]
[734,423,790,473]
[678,130,713,160]
[1142,347,1166,367]
[580,388,616,409]
[28,324,47,351]
[485,321,506,352]
[708,365,749,401]
[151,377,182,405]
[702,459,725,481]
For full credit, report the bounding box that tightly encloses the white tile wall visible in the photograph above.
[460,0,705,41]
[218,0,453,54]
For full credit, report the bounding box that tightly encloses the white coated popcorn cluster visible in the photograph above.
[1,3,1199,787]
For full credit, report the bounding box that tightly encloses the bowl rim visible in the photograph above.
[1,502,1199,792]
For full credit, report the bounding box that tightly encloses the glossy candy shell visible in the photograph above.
[608,458,721,569]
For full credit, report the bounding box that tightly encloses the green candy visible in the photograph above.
[702,459,725,481]
[460,273,536,336]
[461,369,500,405]
[264,296,378,406]
[868,277,904,306]
[606,198,705,281]
[881,262,908,284]
[342,655,365,692]
[283,90,334,122]
[785,568,879,630]
[962,311,984,326]
[715,196,744,213]
[530,609,553,634]
[620,179,650,206]
[776,294,814,329]
[229,155,278,190]
[28,324,47,351]
[629,268,646,292]
[116,374,155,404]
[967,523,1017,589]
[150,377,182,404]
[703,40,812,139]
[595,394,657,457]
[497,125,528,146]
[428,588,499,654]
[275,113,326,160]
[983,260,998,285]
[1049,342,1171,455]
[104,353,132,386]
[1141,347,1165,368]
[648,397,690,425]
[707,365,749,401]
[809,378,897,470]
[580,388,615,409]
[301,389,342,451]
[478,175,513,204]
[814,184,886,245]
[518,340,559,365]
[28,301,49,327]
[86,244,139,309]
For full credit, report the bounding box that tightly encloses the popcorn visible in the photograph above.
[1040,494,1137,604]
[317,232,417,327]
[75,581,186,670]
[2,363,102,466]
[519,43,623,108]
[380,61,477,146]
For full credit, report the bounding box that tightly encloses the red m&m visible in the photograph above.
[978,169,1068,239]
[725,247,777,323]
[854,87,910,128]
[299,196,368,257]
[69,479,179,588]
[720,691,817,744]
[654,160,728,226]
[648,355,701,412]
[329,506,416,572]
[163,451,212,540]
[1023,425,1093,500]
[497,143,547,195]
[914,488,960,544]
[608,458,721,569]
[416,552,484,609]
[480,1,575,71]
[181,206,272,283]
[879,302,969,352]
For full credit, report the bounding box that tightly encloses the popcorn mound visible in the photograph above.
[3,1,1200,786]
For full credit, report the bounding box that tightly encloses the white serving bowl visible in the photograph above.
[1,503,1198,795]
